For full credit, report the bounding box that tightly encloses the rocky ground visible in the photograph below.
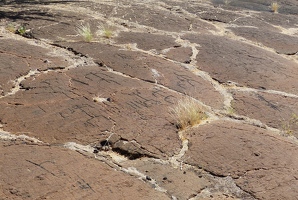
[0,0,298,199]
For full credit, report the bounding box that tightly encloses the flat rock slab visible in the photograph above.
[1,0,298,199]
[184,120,298,200]
[165,47,193,64]
[122,159,211,200]
[231,90,298,137]
[229,27,298,55]
[0,39,68,95]
[182,34,298,94]
[116,32,178,52]
[56,42,224,109]
[0,141,169,200]
[0,66,183,158]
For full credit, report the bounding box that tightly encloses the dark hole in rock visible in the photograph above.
[254,152,260,156]
[112,148,143,160]
[93,149,99,154]
[100,140,111,147]
[107,97,112,102]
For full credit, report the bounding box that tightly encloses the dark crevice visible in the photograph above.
[234,182,259,200]
[19,83,36,91]
[95,61,157,84]
[201,18,227,23]
[112,147,144,160]
[51,43,88,58]
[211,77,225,84]
[277,51,298,56]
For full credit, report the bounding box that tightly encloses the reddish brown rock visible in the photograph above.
[257,10,298,28]
[229,27,298,55]
[114,4,214,32]
[165,47,192,63]
[231,16,280,32]
[1,0,298,199]
[231,91,298,137]
[0,66,182,158]
[56,42,224,109]
[122,159,211,200]
[183,34,298,94]
[0,141,169,200]
[184,120,298,200]
[0,39,68,95]
[116,32,178,52]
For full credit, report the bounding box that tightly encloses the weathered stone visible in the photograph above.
[0,141,169,200]
[229,27,298,55]
[116,32,178,52]
[183,34,298,94]
[56,42,224,109]
[231,16,280,32]
[1,0,298,199]
[165,47,192,63]
[184,120,298,200]
[0,39,68,95]
[114,4,214,32]
[0,66,182,158]
[231,91,298,137]
[257,11,298,28]
[121,159,211,200]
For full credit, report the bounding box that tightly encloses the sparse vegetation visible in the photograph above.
[16,25,26,35]
[97,25,114,39]
[224,0,231,5]
[281,113,298,135]
[271,2,280,13]
[76,23,93,42]
[6,23,16,33]
[170,96,207,130]
[227,106,235,115]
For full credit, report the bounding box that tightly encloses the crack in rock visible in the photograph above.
[0,129,44,144]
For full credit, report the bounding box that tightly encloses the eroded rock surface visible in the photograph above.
[0,0,298,199]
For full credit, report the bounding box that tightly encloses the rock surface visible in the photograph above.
[0,0,298,199]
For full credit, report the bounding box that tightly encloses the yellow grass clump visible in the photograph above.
[271,2,280,13]
[170,96,207,130]
[77,23,93,42]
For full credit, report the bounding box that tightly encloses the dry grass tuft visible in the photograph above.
[77,23,93,42]
[281,113,298,135]
[97,25,114,39]
[170,96,207,130]
[271,2,280,13]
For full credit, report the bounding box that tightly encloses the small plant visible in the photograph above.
[76,23,93,42]
[271,2,280,13]
[281,113,298,135]
[97,25,114,39]
[16,25,26,35]
[224,0,231,5]
[227,106,235,115]
[6,23,16,33]
[170,96,207,130]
